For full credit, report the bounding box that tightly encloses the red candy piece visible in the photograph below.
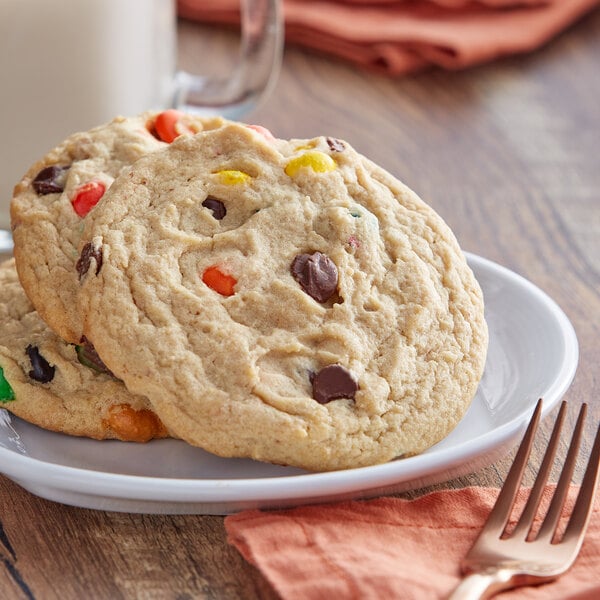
[202,266,237,296]
[71,181,106,217]
[247,124,275,141]
[153,109,191,143]
[348,236,360,249]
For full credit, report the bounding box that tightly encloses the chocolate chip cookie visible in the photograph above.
[10,111,225,343]
[77,123,488,470]
[0,259,170,442]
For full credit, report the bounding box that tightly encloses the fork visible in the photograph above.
[449,398,600,599]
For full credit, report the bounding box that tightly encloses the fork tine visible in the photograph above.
[511,401,567,539]
[560,418,600,552]
[453,402,600,599]
[536,403,588,542]
[482,398,543,536]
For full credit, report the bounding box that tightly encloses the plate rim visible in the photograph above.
[0,252,579,504]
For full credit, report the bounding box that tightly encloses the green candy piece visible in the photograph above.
[0,366,15,402]
[76,344,99,371]
[75,342,113,376]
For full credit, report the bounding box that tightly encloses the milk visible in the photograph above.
[0,0,176,230]
[0,0,283,235]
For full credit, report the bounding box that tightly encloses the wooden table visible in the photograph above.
[1,11,599,599]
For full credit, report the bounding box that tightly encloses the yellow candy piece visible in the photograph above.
[293,143,315,152]
[216,170,251,185]
[285,151,337,177]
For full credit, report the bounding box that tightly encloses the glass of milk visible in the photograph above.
[0,0,283,249]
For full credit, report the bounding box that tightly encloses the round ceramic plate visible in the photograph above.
[0,230,13,254]
[0,254,578,514]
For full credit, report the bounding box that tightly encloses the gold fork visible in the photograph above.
[449,399,600,599]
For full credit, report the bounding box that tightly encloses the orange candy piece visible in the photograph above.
[104,404,168,442]
[153,109,192,143]
[202,266,237,296]
[71,181,106,217]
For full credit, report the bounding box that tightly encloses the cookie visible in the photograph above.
[10,110,226,343]
[77,123,488,471]
[0,259,170,442]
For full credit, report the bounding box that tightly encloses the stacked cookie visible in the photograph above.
[0,258,168,442]
[1,115,488,470]
[1,110,224,442]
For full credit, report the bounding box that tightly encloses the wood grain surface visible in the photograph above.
[1,9,599,599]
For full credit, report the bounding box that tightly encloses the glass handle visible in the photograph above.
[174,0,283,120]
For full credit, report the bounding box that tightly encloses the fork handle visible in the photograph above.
[448,569,516,600]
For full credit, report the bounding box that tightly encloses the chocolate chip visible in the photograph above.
[26,345,55,383]
[291,252,338,303]
[311,365,358,404]
[76,337,113,376]
[32,165,69,195]
[202,196,227,220]
[76,242,103,280]
[326,137,345,152]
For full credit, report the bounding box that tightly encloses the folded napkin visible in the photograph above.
[225,485,600,599]
[177,0,599,75]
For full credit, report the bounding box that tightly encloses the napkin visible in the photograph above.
[225,485,600,599]
[177,0,599,75]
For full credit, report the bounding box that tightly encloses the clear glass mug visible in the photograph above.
[0,0,283,250]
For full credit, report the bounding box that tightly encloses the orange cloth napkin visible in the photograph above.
[225,485,600,599]
[177,0,599,75]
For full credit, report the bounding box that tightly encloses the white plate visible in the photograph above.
[0,254,578,514]
[0,230,13,253]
